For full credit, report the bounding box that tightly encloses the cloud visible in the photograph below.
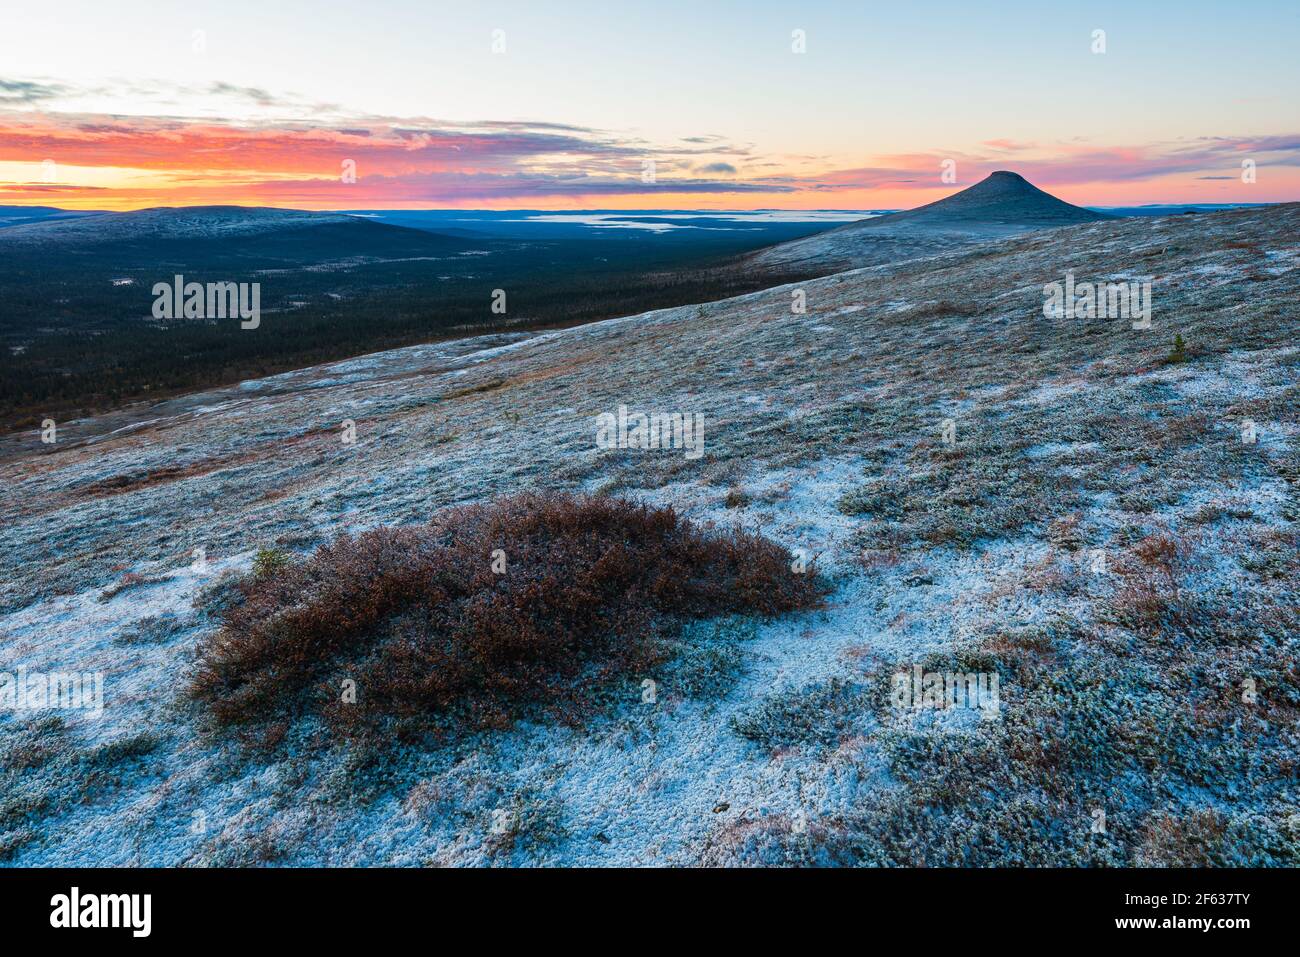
[982,139,1037,151]
[0,113,640,173]
[0,182,103,193]
[282,169,792,201]
[0,109,791,206]
[0,79,68,104]
[1,77,1295,208]
[208,82,280,107]
[790,136,1300,194]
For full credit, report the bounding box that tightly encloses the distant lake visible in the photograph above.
[338,208,889,242]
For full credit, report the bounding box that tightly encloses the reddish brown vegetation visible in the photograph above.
[1110,531,1199,634]
[192,492,821,740]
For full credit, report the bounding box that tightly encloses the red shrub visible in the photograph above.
[192,492,821,739]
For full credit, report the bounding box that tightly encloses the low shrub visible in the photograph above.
[192,491,821,740]
[730,678,871,751]
[252,547,292,579]
[1166,332,1188,364]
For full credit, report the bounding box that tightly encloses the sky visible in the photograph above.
[1,0,1297,210]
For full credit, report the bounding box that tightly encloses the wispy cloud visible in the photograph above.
[0,99,787,207]
[1,76,1297,209]
[0,79,69,104]
[0,182,103,194]
[792,137,1300,193]
[241,170,792,204]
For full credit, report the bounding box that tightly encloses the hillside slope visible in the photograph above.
[1,204,1296,866]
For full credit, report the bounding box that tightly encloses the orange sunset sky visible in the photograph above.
[2,0,1297,212]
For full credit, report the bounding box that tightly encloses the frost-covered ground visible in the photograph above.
[2,205,1297,866]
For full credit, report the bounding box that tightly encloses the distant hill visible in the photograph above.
[1097,203,1271,218]
[868,170,1110,229]
[754,171,1113,270]
[0,204,103,229]
[0,205,473,264]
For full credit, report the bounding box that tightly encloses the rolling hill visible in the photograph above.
[0,205,475,264]
[0,204,103,229]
